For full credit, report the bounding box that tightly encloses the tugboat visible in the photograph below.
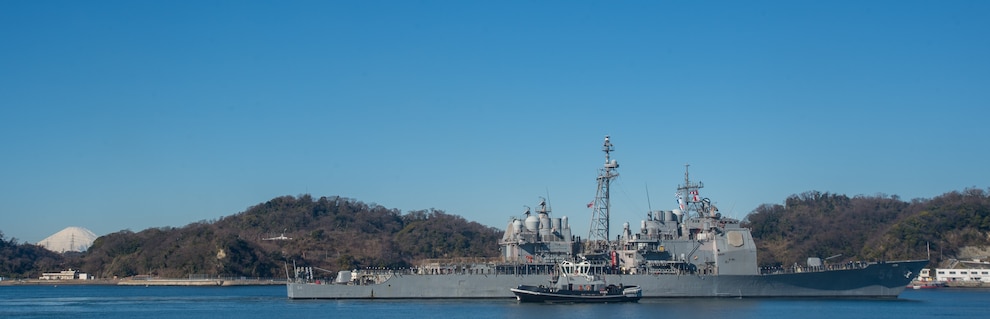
[510,261,642,303]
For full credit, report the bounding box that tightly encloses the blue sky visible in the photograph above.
[2,1,988,244]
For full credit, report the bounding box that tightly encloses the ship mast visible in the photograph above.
[587,135,618,253]
[677,164,705,218]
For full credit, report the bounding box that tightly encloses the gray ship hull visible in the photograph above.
[287,260,927,299]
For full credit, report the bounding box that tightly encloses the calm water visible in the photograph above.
[1,285,988,319]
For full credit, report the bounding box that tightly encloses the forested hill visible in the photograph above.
[742,188,990,266]
[75,195,501,279]
[0,231,65,278]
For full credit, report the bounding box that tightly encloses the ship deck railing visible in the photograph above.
[759,261,871,275]
[417,257,503,265]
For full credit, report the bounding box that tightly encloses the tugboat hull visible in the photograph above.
[511,285,642,303]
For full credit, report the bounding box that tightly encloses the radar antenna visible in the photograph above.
[677,164,705,218]
[538,196,550,214]
[587,135,618,253]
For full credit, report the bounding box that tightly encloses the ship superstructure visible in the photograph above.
[500,197,576,266]
[610,164,759,276]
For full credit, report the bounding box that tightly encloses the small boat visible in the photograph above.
[510,261,642,303]
[910,281,946,289]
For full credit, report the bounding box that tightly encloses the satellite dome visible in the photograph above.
[38,226,98,253]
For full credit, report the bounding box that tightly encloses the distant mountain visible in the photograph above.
[38,226,98,253]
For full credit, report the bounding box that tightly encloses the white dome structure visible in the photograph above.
[38,226,98,253]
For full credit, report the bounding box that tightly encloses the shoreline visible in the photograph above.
[909,279,989,288]
[0,278,286,286]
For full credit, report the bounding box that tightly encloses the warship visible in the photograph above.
[287,136,927,299]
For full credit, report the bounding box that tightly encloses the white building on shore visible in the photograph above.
[39,269,91,280]
[933,259,990,283]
